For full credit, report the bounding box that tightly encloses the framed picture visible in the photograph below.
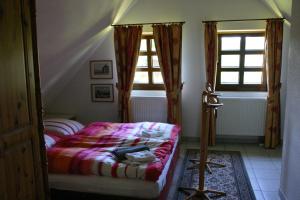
[90,60,113,79]
[91,84,114,102]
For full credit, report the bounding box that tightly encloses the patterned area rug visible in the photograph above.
[176,149,256,200]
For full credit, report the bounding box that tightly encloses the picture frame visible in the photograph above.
[91,84,114,102]
[90,60,113,79]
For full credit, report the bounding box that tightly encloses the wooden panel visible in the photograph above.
[0,153,7,200]
[22,0,50,198]
[0,0,48,199]
[2,136,36,200]
[0,0,30,132]
[21,0,50,197]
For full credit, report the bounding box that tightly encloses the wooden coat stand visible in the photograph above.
[187,89,225,173]
[179,91,226,200]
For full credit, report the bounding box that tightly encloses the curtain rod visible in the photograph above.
[111,21,185,27]
[202,17,285,23]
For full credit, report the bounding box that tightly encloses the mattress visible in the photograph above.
[49,137,179,199]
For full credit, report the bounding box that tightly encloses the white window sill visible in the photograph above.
[131,90,267,99]
[216,91,267,99]
[131,90,166,97]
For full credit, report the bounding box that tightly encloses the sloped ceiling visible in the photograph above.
[36,0,136,105]
[259,0,292,21]
[37,0,292,106]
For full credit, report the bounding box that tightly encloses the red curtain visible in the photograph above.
[114,26,142,122]
[204,22,218,145]
[153,24,183,125]
[264,19,283,148]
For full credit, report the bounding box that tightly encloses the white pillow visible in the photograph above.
[44,130,65,149]
[43,118,84,136]
[44,134,56,148]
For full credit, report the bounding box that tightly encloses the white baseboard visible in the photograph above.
[181,135,264,144]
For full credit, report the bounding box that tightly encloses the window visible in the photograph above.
[133,35,164,90]
[216,32,266,91]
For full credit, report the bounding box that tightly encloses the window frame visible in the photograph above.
[133,34,165,90]
[216,31,267,91]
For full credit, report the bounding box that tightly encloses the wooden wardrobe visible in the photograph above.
[0,0,48,199]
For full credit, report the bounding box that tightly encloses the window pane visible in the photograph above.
[245,36,265,50]
[244,72,263,84]
[137,55,148,68]
[134,72,149,83]
[221,37,241,50]
[152,56,160,68]
[153,72,164,84]
[140,39,147,51]
[221,55,240,68]
[220,72,239,84]
[244,54,264,67]
[151,39,156,51]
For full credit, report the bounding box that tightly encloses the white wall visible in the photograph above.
[36,0,136,106]
[280,0,300,199]
[42,0,289,138]
[46,33,119,123]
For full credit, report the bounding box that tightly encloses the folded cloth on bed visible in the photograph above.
[141,129,164,138]
[112,145,150,161]
[125,150,156,163]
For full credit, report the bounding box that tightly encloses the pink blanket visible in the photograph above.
[47,122,180,182]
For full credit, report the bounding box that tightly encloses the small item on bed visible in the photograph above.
[44,130,65,149]
[125,150,156,163]
[141,129,164,138]
[111,145,150,161]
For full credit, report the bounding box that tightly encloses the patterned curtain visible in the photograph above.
[204,22,218,146]
[264,19,283,148]
[114,26,142,122]
[153,24,183,125]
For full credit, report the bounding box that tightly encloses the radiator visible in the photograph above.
[130,96,167,123]
[216,97,267,136]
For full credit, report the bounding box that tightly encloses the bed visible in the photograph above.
[44,120,181,200]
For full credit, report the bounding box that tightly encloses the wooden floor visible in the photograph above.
[166,142,282,200]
